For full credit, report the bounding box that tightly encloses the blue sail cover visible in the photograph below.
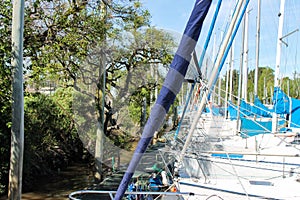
[114,1,212,199]
[228,100,237,120]
[228,97,272,120]
[236,98,272,118]
[240,117,286,137]
[290,98,300,128]
[253,96,272,117]
[273,86,290,114]
[240,117,272,137]
[241,97,273,137]
[273,87,300,128]
[230,97,274,137]
[240,99,253,117]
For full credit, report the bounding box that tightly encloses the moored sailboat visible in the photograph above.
[170,0,300,199]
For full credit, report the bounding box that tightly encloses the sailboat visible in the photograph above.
[166,0,300,199]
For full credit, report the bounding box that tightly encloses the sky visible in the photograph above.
[142,0,300,78]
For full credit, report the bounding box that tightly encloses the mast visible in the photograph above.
[272,0,285,133]
[114,1,212,199]
[242,6,249,101]
[225,52,230,118]
[224,8,236,118]
[254,0,261,96]
[176,0,222,144]
[181,0,250,159]
[229,42,234,102]
[217,31,223,106]
[236,6,246,135]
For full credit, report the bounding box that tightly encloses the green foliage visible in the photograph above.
[0,0,13,194]
[256,66,274,102]
[220,69,240,104]
[22,0,155,86]
[0,0,176,194]
[219,66,300,107]
[23,90,86,191]
[246,66,274,102]
[0,104,10,195]
[21,0,176,144]
[0,0,12,65]
[105,27,175,132]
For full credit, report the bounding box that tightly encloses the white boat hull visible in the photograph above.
[177,177,300,200]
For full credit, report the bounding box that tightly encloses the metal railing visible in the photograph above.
[69,190,202,200]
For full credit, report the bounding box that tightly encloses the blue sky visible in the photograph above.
[142,0,300,78]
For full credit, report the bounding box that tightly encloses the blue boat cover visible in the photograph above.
[253,96,272,117]
[272,86,290,114]
[240,117,272,137]
[228,100,237,120]
[240,99,253,117]
[228,97,272,120]
[273,87,300,128]
[240,87,300,137]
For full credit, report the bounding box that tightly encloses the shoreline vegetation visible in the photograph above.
[1,162,94,200]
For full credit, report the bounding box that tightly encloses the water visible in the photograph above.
[1,162,95,200]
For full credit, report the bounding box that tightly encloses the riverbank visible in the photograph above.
[1,139,166,200]
[1,162,95,200]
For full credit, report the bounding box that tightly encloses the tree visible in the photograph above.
[220,66,300,106]
[0,0,176,193]
[0,0,13,195]
[21,0,174,140]
[25,0,175,178]
[22,89,87,192]
[256,66,274,103]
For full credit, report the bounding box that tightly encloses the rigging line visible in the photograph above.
[210,124,250,200]
[269,0,279,35]
[182,0,223,129]
[196,95,300,188]
[174,82,196,140]
[217,102,271,133]
[204,156,299,179]
[219,86,271,115]
[209,0,251,100]
[114,1,212,199]
[198,0,222,69]
[262,1,278,60]
[204,89,300,163]
[157,149,175,180]
[212,89,296,149]
[214,1,237,66]
[210,161,250,180]
[181,0,252,198]
[194,83,237,134]
[188,82,252,197]
[211,83,273,118]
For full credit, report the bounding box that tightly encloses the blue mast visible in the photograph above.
[114,1,212,199]
[174,0,222,140]
[198,0,222,68]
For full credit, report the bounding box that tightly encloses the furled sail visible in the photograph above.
[114,0,212,199]
[273,86,300,128]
